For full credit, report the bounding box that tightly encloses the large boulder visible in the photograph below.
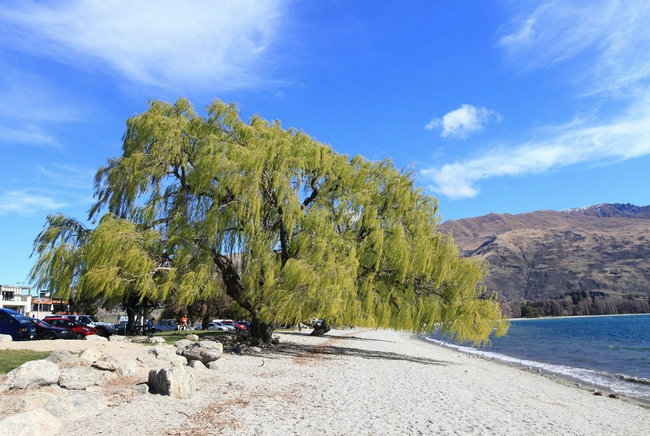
[185,334,199,341]
[58,366,106,390]
[45,350,72,364]
[149,345,188,366]
[0,408,59,436]
[85,334,108,342]
[31,386,107,421]
[188,360,207,370]
[93,355,136,376]
[174,339,194,350]
[78,347,104,363]
[146,336,166,344]
[181,347,222,364]
[148,366,195,399]
[0,334,12,342]
[6,360,59,390]
[198,340,224,353]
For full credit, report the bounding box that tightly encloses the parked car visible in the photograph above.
[43,316,98,339]
[63,314,115,337]
[0,308,36,340]
[154,319,179,332]
[222,320,247,331]
[208,321,231,331]
[29,318,74,340]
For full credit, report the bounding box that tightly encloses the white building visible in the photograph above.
[0,284,32,314]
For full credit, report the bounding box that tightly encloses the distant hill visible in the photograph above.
[439,203,650,317]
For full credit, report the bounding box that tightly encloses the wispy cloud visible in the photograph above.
[498,0,650,95]
[0,124,56,146]
[0,0,287,91]
[38,164,96,190]
[0,67,83,146]
[423,1,650,199]
[421,102,650,199]
[425,104,501,139]
[0,190,67,216]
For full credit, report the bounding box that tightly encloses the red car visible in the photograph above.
[43,316,98,339]
[222,320,247,331]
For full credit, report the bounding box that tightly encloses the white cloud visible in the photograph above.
[421,102,650,199]
[498,0,650,95]
[0,0,286,91]
[425,104,500,139]
[0,190,67,216]
[422,1,650,199]
[0,124,56,146]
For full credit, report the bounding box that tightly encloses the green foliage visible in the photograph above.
[31,98,507,344]
[0,350,51,374]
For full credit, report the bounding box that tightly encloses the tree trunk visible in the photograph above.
[310,321,331,336]
[202,313,211,330]
[125,292,139,335]
[250,315,275,345]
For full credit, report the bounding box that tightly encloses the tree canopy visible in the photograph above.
[31,98,507,343]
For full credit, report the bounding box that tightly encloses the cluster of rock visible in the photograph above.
[0,334,226,436]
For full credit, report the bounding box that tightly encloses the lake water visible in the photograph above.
[426,314,650,402]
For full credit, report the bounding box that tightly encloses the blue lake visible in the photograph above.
[427,314,650,401]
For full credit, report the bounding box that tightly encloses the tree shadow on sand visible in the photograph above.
[265,341,451,366]
[280,331,392,343]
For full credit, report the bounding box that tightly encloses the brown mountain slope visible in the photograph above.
[438,205,650,302]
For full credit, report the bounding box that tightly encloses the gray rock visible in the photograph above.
[58,358,91,369]
[146,336,166,344]
[32,386,107,421]
[116,362,137,376]
[185,334,199,341]
[181,347,221,364]
[58,366,106,390]
[95,356,137,376]
[150,345,188,366]
[45,350,72,364]
[175,339,194,349]
[132,383,149,394]
[109,335,129,342]
[92,355,121,372]
[78,347,104,363]
[206,360,221,370]
[189,360,207,370]
[0,408,60,436]
[85,334,108,342]
[6,360,59,390]
[198,340,224,352]
[0,334,12,342]
[148,366,195,399]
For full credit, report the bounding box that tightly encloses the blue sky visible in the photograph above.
[1,0,650,285]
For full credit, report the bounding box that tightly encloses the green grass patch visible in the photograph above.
[0,350,51,374]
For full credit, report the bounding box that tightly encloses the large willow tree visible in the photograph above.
[32,98,507,343]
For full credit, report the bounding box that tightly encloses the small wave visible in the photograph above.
[424,336,650,401]
[616,374,650,386]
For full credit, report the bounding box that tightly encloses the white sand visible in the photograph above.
[2,329,649,435]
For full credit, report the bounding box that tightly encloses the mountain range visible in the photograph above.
[439,203,650,316]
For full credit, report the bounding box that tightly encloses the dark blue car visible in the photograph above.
[0,308,36,340]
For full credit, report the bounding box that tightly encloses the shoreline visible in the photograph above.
[2,328,650,434]
[419,334,650,408]
[507,312,650,321]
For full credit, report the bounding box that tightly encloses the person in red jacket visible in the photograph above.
[181,314,188,331]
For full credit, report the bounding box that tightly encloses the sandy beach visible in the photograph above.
[2,328,649,435]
